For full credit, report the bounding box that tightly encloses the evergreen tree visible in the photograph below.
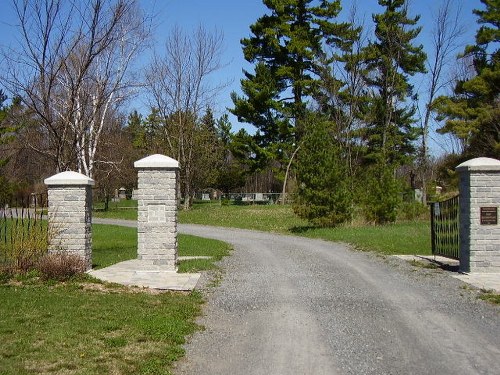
[362,0,426,167]
[0,92,21,200]
[434,0,500,158]
[360,0,426,224]
[194,107,224,190]
[293,115,352,227]
[213,114,247,194]
[126,110,146,150]
[231,0,352,170]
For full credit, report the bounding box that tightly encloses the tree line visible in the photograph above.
[0,0,498,226]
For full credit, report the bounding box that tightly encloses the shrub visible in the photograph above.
[293,116,353,227]
[1,220,49,272]
[0,265,13,284]
[398,201,428,221]
[36,253,86,281]
[360,165,402,225]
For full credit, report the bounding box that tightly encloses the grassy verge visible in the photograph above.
[92,224,137,268]
[93,199,138,221]
[92,224,231,272]
[292,221,431,256]
[179,201,307,232]
[0,277,202,375]
[479,290,500,305]
[177,233,231,273]
[0,223,230,375]
[179,202,431,256]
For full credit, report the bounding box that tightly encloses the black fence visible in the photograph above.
[0,193,48,267]
[430,195,460,260]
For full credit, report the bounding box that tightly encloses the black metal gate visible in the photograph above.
[430,195,460,260]
[0,193,48,267]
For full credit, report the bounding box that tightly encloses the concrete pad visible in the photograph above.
[88,259,201,291]
[395,255,500,293]
[450,273,500,293]
[395,254,459,268]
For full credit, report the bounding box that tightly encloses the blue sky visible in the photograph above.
[146,0,480,155]
[0,0,483,154]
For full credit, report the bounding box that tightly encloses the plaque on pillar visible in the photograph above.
[480,207,498,225]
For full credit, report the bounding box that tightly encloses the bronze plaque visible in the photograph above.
[480,207,498,225]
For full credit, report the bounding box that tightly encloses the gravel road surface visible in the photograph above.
[174,224,500,375]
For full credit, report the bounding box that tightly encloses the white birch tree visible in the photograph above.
[2,0,150,178]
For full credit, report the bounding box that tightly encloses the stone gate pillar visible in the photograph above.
[456,157,500,273]
[134,154,179,270]
[44,171,94,270]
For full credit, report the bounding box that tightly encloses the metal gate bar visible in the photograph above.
[430,195,460,260]
[0,193,47,265]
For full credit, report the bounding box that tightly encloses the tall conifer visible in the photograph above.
[231,0,353,169]
[434,0,500,158]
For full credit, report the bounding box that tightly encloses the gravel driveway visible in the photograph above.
[174,224,500,375]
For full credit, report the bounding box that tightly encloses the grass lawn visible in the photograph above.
[179,201,307,232]
[179,201,431,256]
[0,281,202,375]
[294,221,431,256]
[93,199,138,221]
[92,224,231,272]
[94,200,431,255]
[0,223,231,375]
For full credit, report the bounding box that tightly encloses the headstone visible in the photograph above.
[118,187,126,200]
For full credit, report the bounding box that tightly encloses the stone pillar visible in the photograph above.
[456,157,500,273]
[44,171,95,270]
[134,154,179,270]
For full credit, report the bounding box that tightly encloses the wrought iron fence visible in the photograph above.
[0,193,48,267]
[430,195,460,260]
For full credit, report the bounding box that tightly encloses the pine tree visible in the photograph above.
[362,0,427,167]
[293,114,353,227]
[433,0,500,158]
[231,0,352,169]
[357,0,426,224]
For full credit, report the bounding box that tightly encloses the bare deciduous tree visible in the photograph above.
[417,0,465,202]
[145,25,225,208]
[2,0,150,178]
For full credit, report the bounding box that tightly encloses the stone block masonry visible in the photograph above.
[44,171,94,270]
[134,154,179,270]
[456,157,500,273]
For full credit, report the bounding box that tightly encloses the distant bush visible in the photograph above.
[398,201,428,221]
[360,165,402,225]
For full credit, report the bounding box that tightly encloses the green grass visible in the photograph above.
[293,221,431,256]
[92,224,231,272]
[92,200,431,256]
[177,234,231,273]
[93,199,138,220]
[479,289,500,305]
[179,201,307,232]
[0,279,203,375]
[92,224,138,268]
[0,223,230,375]
[179,202,431,256]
